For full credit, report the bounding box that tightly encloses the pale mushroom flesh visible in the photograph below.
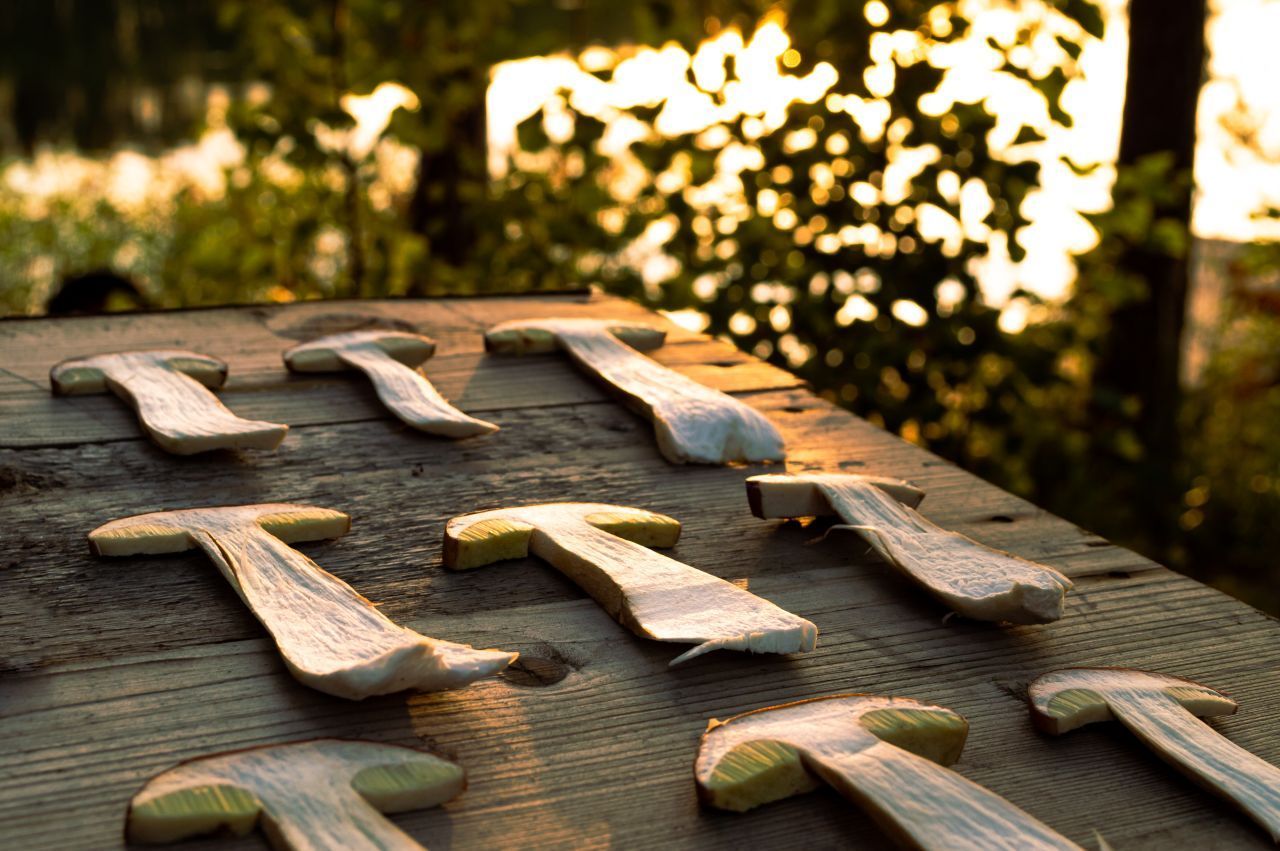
[128,738,464,850]
[485,317,785,465]
[1030,667,1280,842]
[91,504,516,699]
[285,330,497,438]
[697,693,1080,850]
[51,349,287,454]
[443,502,816,664]
[696,695,967,812]
[747,473,1072,623]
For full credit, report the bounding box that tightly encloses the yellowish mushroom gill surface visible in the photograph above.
[582,509,682,548]
[129,784,261,844]
[697,696,967,812]
[445,517,536,569]
[128,740,464,848]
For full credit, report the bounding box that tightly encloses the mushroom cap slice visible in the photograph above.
[444,502,815,664]
[697,694,1080,850]
[696,694,967,812]
[1029,667,1238,735]
[484,318,667,355]
[483,316,784,464]
[284,330,436,372]
[90,504,515,699]
[51,350,229,394]
[90,503,351,557]
[746,473,1072,624]
[283,330,498,438]
[50,349,287,454]
[444,504,682,570]
[127,739,464,849]
[747,472,926,517]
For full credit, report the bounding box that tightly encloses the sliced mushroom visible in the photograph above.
[1030,667,1280,841]
[746,473,1072,623]
[484,317,785,464]
[443,502,816,665]
[91,504,515,699]
[696,694,1079,850]
[128,738,462,849]
[284,330,497,438]
[50,349,287,454]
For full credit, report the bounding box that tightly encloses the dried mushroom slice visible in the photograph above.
[91,504,515,699]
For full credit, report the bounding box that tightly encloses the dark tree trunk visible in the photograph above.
[1,1,230,154]
[408,96,487,272]
[331,0,365,296]
[1097,0,1207,548]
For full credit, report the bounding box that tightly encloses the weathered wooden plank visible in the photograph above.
[0,387,1148,671]
[1,572,1276,850]
[0,340,802,448]
[0,295,801,447]
[0,292,696,387]
[2,296,1278,851]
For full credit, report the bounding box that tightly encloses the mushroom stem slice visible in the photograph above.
[484,317,785,465]
[443,502,816,665]
[1030,667,1280,841]
[91,504,515,699]
[285,331,497,438]
[50,350,287,454]
[128,739,463,850]
[746,473,1072,623]
[696,694,1079,850]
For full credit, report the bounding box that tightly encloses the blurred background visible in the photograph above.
[1,0,1277,611]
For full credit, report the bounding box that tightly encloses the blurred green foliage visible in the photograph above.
[1183,296,1280,610]
[1186,215,1280,611]
[0,0,1276,609]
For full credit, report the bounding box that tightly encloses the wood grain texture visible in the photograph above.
[0,293,800,448]
[2,293,1278,850]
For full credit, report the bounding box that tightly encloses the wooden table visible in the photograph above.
[1,292,1277,850]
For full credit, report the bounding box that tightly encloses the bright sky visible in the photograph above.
[1196,0,1280,239]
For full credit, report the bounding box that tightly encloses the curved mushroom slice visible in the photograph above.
[128,738,463,850]
[1030,667,1280,841]
[696,694,1079,850]
[443,502,816,665]
[50,350,287,454]
[746,473,1072,623]
[484,317,784,465]
[284,330,497,438]
[91,504,515,699]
